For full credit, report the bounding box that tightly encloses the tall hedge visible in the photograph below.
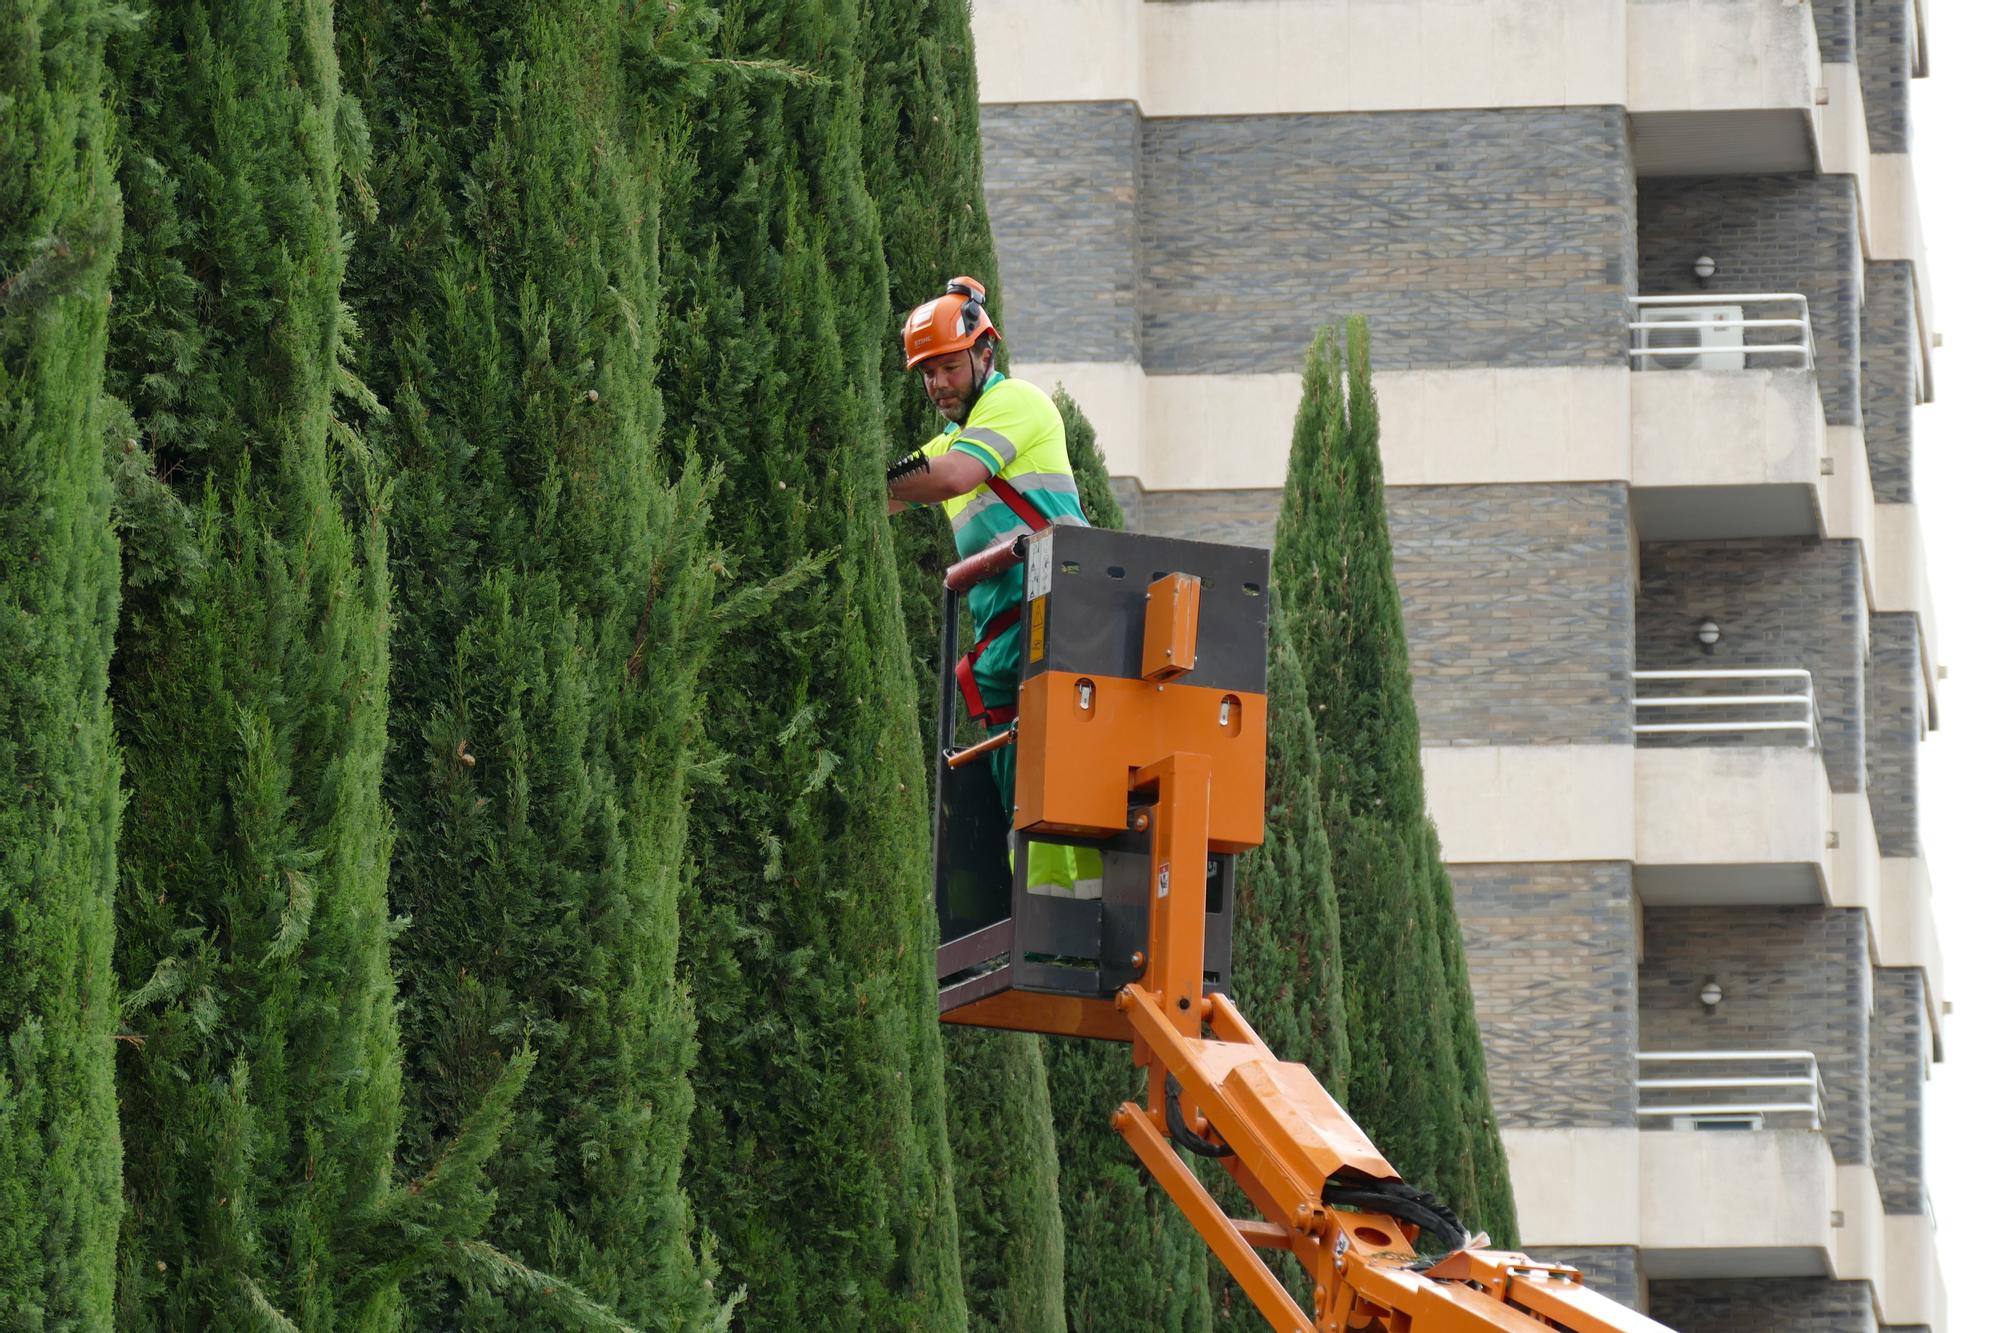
[341,1,725,1323]
[98,0,422,1322]
[862,3,1068,1324]
[1042,389,1213,1333]
[659,3,969,1326]
[1272,321,1516,1245]
[0,0,124,1321]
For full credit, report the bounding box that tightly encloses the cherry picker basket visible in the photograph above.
[931,525,1270,1029]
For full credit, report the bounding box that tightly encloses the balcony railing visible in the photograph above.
[1637,1049,1827,1132]
[1629,293,1816,372]
[1634,667,1820,749]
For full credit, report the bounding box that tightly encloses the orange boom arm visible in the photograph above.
[930,527,1674,1333]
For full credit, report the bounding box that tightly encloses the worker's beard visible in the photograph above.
[929,349,990,426]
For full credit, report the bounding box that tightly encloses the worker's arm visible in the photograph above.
[888,448,992,507]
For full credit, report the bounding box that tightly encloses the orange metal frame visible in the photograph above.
[942,547,1674,1332]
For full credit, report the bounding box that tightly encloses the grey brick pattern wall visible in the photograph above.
[1862,259,1918,503]
[1859,0,1912,154]
[1638,907,1870,1165]
[1637,175,1861,429]
[1867,612,1923,857]
[1138,108,1637,374]
[1450,863,1637,1128]
[1649,1278,1875,1332]
[1121,484,1284,548]
[1636,537,1867,793]
[1121,482,1637,748]
[1870,967,1927,1214]
[981,102,1141,363]
[1389,485,1636,747]
[1815,0,1856,63]
[1529,1247,1645,1313]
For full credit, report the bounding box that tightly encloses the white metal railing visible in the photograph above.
[1637,1050,1827,1131]
[1633,667,1819,749]
[1629,293,1816,372]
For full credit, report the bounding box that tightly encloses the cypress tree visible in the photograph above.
[1226,596,1348,1104]
[1042,389,1213,1333]
[104,4,608,1322]
[1272,321,1516,1245]
[863,0,1001,699]
[861,5,1068,1325]
[98,0,414,1321]
[341,2,724,1323]
[1205,592,1350,1331]
[657,3,968,1326]
[0,0,124,1321]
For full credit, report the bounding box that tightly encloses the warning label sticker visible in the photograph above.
[1025,531,1053,601]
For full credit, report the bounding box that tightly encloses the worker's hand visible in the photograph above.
[889,449,992,505]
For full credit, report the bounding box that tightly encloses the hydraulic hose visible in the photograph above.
[1321,1177,1471,1256]
[1165,1077,1233,1160]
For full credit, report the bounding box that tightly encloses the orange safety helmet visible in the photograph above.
[902,277,1000,370]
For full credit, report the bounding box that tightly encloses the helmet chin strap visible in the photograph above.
[958,347,991,422]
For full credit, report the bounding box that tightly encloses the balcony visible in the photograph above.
[1633,667,1838,906]
[1635,667,1820,751]
[1639,1126,1840,1278]
[1637,1049,1827,1132]
[1628,0,1823,175]
[1629,293,1815,373]
[1628,294,1834,541]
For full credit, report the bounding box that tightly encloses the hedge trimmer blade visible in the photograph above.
[886,450,931,485]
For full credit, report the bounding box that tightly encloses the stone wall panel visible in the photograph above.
[1649,1277,1875,1332]
[1451,863,1638,1129]
[1140,108,1637,374]
[1637,174,1861,429]
[1870,967,1927,1213]
[1815,0,1856,63]
[1859,0,1912,154]
[981,101,1142,363]
[1638,906,1871,1164]
[1862,259,1918,503]
[1868,611,1923,856]
[1636,537,1868,793]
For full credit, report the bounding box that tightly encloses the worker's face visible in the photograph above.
[919,347,990,425]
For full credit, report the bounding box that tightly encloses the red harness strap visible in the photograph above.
[954,473,1049,727]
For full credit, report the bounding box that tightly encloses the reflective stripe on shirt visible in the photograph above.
[953,426,1018,469]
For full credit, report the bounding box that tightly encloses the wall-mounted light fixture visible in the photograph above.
[1695,619,1722,654]
[1693,255,1717,286]
[1699,980,1724,1009]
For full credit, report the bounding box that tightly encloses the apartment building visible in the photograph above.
[968,2,1947,1328]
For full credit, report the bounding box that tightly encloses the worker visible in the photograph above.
[888,277,1099,897]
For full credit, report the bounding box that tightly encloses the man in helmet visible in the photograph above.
[888,277,1097,896]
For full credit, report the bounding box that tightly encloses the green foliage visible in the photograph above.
[1272,321,1517,1246]
[941,1031,1066,1333]
[340,1,726,1324]
[862,3,1072,1324]
[102,3,395,1324]
[1042,389,1212,1333]
[864,0,1005,713]
[1053,388,1125,532]
[0,0,125,1321]
[1228,595,1348,1102]
[100,0,568,1322]
[656,2,968,1326]
[1205,592,1350,1330]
